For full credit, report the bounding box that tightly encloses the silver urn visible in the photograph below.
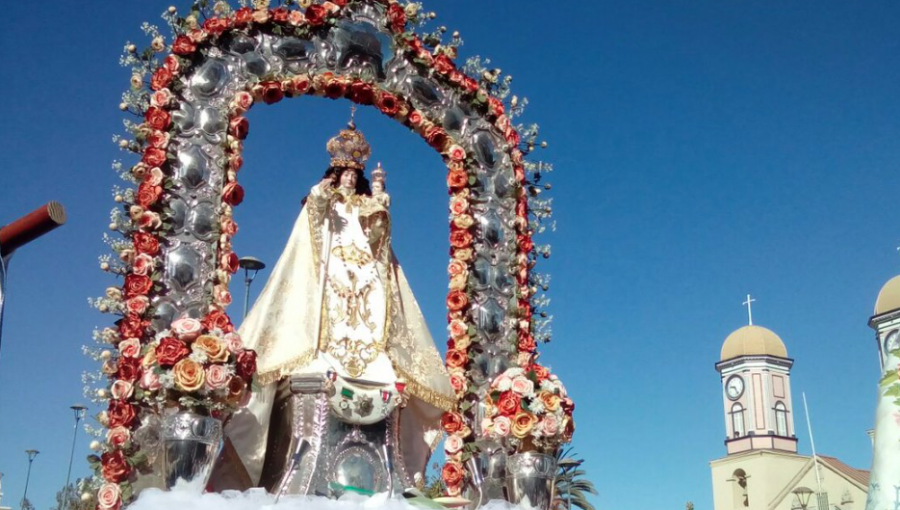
[505,452,557,510]
[162,411,223,492]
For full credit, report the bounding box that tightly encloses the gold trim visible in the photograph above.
[395,366,458,412]
[254,349,318,386]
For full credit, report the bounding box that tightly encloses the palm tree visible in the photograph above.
[554,447,598,510]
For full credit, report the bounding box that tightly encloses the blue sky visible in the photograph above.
[2,1,900,509]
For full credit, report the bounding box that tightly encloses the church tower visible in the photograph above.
[864,276,900,509]
[715,320,798,455]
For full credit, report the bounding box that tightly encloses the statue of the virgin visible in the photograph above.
[223,120,455,489]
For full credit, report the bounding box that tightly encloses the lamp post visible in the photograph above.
[62,405,87,510]
[20,449,38,510]
[239,256,266,320]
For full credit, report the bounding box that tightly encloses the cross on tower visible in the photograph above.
[743,294,756,326]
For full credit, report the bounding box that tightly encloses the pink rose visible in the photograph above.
[214,284,232,306]
[541,414,560,436]
[151,88,173,108]
[449,373,466,393]
[444,434,464,455]
[448,319,467,338]
[223,332,243,353]
[106,426,130,448]
[206,364,231,390]
[288,10,305,26]
[132,254,154,276]
[146,167,165,186]
[171,318,202,342]
[125,296,149,315]
[448,259,466,277]
[496,115,510,132]
[493,416,511,437]
[511,376,534,397]
[233,91,254,113]
[139,211,162,230]
[447,144,466,162]
[97,483,121,510]
[408,110,423,127]
[148,131,170,149]
[450,196,468,216]
[164,55,181,74]
[481,418,493,435]
[118,338,141,358]
[110,380,134,400]
[492,374,512,392]
[140,370,161,391]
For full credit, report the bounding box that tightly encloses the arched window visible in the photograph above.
[731,403,745,437]
[775,401,788,436]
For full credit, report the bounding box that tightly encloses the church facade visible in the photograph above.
[709,321,869,510]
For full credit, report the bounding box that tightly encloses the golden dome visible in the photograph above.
[874,275,900,315]
[720,325,788,361]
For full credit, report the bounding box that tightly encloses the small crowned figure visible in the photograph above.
[224,119,454,488]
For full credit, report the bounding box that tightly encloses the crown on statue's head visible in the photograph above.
[326,119,371,170]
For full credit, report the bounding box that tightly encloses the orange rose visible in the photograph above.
[194,335,229,362]
[511,412,537,439]
[539,391,561,412]
[173,359,205,392]
[442,460,464,487]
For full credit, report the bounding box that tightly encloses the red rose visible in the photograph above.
[236,349,257,379]
[449,71,465,86]
[136,181,162,208]
[324,78,347,99]
[446,290,468,312]
[518,333,536,353]
[124,274,153,298]
[107,399,137,429]
[229,116,249,140]
[447,169,468,189]
[305,4,327,26]
[387,3,406,33]
[518,234,534,253]
[349,82,375,105]
[222,182,245,206]
[101,449,133,483]
[234,7,252,26]
[150,67,173,92]
[145,107,171,131]
[449,229,472,249]
[376,91,399,116]
[292,75,311,95]
[203,310,234,333]
[132,232,160,255]
[259,81,284,105]
[497,391,521,416]
[156,337,189,367]
[505,129,520,146]
[516,199,528,219]
[489,97,504,117]
[118,313,145,339]
[463,76,479,93]
[221,217,239,236]
[424,126,449,151]
[332,0,348,6]
[116,357,142,382]
[223,252,239,274]
[445,349,468,369]
[434,54,455,75]
[441,411,464,434]
[172,35,197,55]
[141,147,167,168]
[203,17,231,34]
[441,461,464,487]
[271,7,289,23]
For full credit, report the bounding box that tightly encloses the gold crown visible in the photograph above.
[326,120,371,170]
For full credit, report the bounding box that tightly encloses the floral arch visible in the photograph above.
[88,0,568,506]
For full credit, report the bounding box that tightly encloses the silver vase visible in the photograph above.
[162,411,223,492]
[505,452,557,510]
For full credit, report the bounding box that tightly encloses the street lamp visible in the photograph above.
[21,449,38,510]
[239,256,266,320]
[62,405,87,510]
[793,487,814,510]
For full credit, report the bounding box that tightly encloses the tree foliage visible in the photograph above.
[554,448,598,510]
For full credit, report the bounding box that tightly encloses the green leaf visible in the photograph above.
[884,385,900,398]
[879,370,898,387]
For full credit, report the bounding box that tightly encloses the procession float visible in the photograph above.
[80,1,573,509]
